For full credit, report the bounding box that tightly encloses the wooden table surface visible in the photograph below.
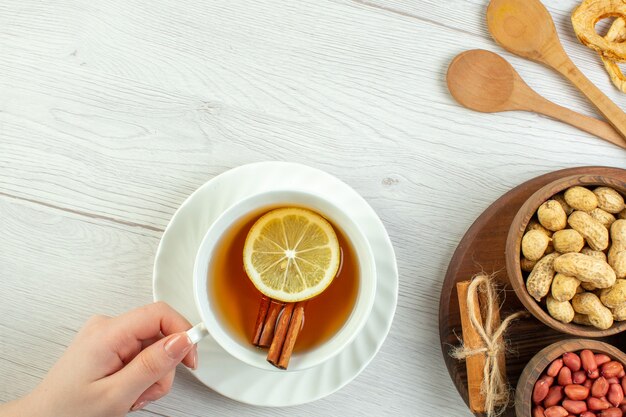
[1,1,625,416]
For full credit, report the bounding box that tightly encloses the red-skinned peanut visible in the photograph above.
[547,359,564,377]
[603,362,625,379]
[593,377,610,398]
[573,371,587,384]
[589,397,611,411]
[599,408,623,417]
[562,399,588,414]
[563,352,582,372]
[582,350,598,374]
[565,384,590,400]
[559,367,573,386]
[544,406,569,417]
[533,405,546,417]
[609,384,625,407]
[544,386,565,408]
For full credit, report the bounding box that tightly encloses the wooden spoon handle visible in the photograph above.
[550,55,626,140]
[529,94,626,150]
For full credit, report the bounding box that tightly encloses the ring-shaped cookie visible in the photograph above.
[600,17,626,92]
[572,0,626,62]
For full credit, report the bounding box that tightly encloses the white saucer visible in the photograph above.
[153,162,398,407]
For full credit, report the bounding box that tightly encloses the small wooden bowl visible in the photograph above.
[506,173,626,337]
[515,339,626,417]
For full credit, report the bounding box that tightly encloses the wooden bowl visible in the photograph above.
[506,173,626,337]
[515,339,626,417]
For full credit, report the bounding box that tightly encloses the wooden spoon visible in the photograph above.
[486,0,626,140]
[447,50,626,149]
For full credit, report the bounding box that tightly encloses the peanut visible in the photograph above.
[599,408,623,417]
[609,383,624,407]
[572,293,614,330]
[541,375,555,386]
[581,282,598,291]
[522,257,538,272]
[603,362,625,379]
[554,253,616,289]
[569,211,610,251]
[527,253,560,301]
[573,370,587,384]
[612,304,626,321]
[611,252,626,279]
[591,208,617,229]
[588,397,611,410]
[582,350,599,374]
[592,376,609,397]
[544,405,568,417]
[596,354,613,366]
[547,358,564,377]
[594,187,625,214]
[551,274,580,302]
[563,352,582,371]
[554,193,574,215]
[590,311,615,331]
[581,247,608,263]
[523,229,552,261]
[558,366,574,386]
[539,200,568,231]
[532,405,545,417]
[573,313,593,326]
[611,219,626,245]
[609,220,626,265]
[620,209,626,220]
[565,186,598,212]
[528,218,553,236]
[562,399,588,414]
[545,385,565,407]
[547,295,575,323]
[564,384,589,400]
[552,229,585,253]
[600,280,626,308]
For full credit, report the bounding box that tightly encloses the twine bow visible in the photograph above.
[449,274,529,417]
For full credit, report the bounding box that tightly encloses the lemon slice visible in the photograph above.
[243,207,340,302]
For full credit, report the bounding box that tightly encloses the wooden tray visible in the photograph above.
[438,166,626,417]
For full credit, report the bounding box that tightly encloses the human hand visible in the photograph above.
[2,302,197,417]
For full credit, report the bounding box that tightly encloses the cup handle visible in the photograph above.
[186,322,209,344]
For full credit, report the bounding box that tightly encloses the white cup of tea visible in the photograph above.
[185,190,377,372]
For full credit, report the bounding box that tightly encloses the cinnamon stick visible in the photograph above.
[266,303,295,365]
[276,302,306,370]
[258,300,284,347]
[252,295,271,346]
[456,281,487,414]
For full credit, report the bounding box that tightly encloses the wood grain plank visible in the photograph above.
[0,0,624,233]
[0,194,458,415]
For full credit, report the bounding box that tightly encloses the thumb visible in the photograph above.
[111,332,193,401]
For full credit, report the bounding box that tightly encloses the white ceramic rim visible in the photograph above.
[153,161,398,406]
[192,189,376,372]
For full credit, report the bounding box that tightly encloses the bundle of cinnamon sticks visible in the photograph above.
[252,295,306,369]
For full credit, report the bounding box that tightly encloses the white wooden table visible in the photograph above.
[1,1,625,415]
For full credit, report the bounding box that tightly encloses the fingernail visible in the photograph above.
[191,347,198,370]
[131,400,150,411]
[164,333,192,359]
